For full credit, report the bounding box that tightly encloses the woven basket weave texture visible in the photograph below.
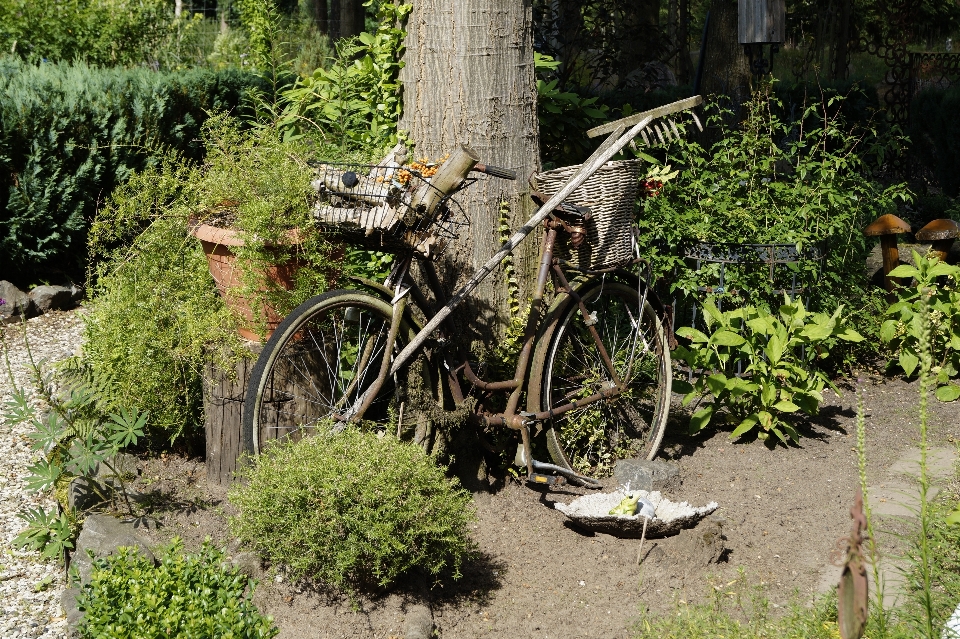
[534,159,642,270]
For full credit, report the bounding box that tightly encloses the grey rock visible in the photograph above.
[68,477,111,512]
[614,459,681,494]
[95,452,139,481]
[0,280,34,324]
[28,285,75,313]
[61,586,83,629]
[403,603,434,639]
[228,551,262,578]
[70,514,156,587]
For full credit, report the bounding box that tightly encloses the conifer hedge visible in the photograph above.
[0,58,268,279]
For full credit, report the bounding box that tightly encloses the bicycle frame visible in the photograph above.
[346,213,664,487]
[329,96,702,485]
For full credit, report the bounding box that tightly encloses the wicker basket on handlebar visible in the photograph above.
[534,159,642,271]
[311,162,469,261]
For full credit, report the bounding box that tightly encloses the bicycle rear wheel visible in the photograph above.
[529,279,671,477]
[242,290,419,455]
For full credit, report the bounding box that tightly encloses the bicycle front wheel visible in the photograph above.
[529,279,671,477]
[242,290,418,455]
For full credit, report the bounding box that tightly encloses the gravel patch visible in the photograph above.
[1,310,85,639]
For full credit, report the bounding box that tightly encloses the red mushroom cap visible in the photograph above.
[916,219,960,242]
[864,214,911,236]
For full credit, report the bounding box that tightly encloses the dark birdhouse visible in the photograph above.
[738,0,785,44]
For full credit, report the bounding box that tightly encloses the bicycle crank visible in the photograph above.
[515,444,602,489]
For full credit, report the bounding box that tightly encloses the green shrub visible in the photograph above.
[637,85,907,366]
[0,58,267,280]
[80,110,353,441]
[881,252,960,401]
[0,0,175,67]
[673,295,863,444]
[78,152,242,442]
[277,1,411,153]
[76,539,277,639]
[229,428,476,591]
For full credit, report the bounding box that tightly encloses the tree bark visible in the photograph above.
[330,0,341,39]
[557,0,583,86]
[700,0,752,109]
[314,0,329,35]
[339,0,366,39]
[400,0,541,342]
[618,0,661,77]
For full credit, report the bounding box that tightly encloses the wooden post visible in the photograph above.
[203,342,262,484]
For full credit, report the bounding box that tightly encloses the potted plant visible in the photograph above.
[190,115,345,341]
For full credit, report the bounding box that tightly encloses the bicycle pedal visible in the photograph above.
[527,473,565,487]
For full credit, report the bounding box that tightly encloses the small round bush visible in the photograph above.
[229,428,476,591]
[76,539,277,639]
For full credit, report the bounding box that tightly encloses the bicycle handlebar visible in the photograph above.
[473,163,517,180]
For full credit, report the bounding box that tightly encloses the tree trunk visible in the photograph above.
[619,0,661,77]
[829,0,852,80]
[678,0,693,83]
[175,0,183,18]
[339,0,365,39]
[220,0,230,34]
[400,0,541,343]
[700,0,751,109]
[314,0,328,35]
[557,0,583,86]
[330,0,341,40]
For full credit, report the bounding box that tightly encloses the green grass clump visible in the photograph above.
[229,428,476,591]
[76,539,277,639]
[630,576,915,639]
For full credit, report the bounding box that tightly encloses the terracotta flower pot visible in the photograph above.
[190,222,303,342]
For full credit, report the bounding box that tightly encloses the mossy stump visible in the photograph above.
[203,342,261,484]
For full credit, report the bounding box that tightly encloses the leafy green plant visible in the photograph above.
[76,539,277,639]
[278,1,411,152]
[535,52,609,167]
[637,84,908,364]
[229,427,476,591]
[2,329,146,561]
[881,251,960,402]
[673,295,863,444]
[630,571,915,638]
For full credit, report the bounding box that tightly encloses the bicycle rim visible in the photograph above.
[538,281,671,477]
[243,291,412,455]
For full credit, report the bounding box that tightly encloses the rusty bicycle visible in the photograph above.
[241,97,702,487]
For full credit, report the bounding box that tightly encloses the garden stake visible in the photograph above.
[636,518,649,565]
[635,498,656,565]
[397,401,404,439]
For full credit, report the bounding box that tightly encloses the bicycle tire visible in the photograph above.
[242,290,421,455]
[529,279,671,477]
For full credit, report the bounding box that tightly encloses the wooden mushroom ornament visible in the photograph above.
[863,214,911,293]
[916,218,960,264]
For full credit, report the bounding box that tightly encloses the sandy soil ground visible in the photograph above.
[124,373,960,639]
